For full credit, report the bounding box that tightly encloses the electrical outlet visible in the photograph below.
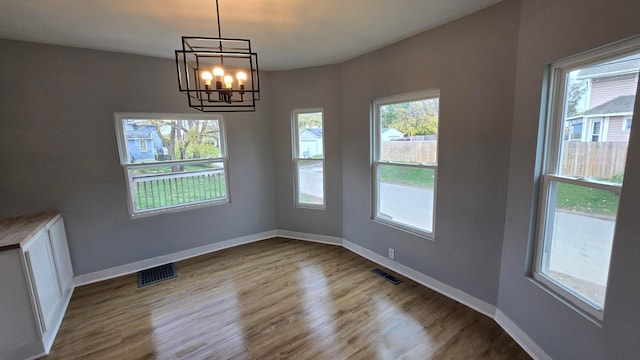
[388,248,395,260]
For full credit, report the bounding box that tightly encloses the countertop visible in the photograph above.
[0,211,60,251]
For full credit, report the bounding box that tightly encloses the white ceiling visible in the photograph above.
[0,0,501,71]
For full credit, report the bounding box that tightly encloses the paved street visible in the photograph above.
[298,161,324,197]
[379,183,434,232]
[548,211,613,286]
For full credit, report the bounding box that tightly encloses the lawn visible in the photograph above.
[379,165,435,188]
[555,182,619,216]
[380,165,620,216]
[134,172,226,211]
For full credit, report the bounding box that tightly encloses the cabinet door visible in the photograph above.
[48,218,73,295]
[24,230,62,333]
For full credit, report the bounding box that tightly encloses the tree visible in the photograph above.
[381,99,438,137]
[566,79,588,116]
[136,119,221,172]
[297,112,322,129]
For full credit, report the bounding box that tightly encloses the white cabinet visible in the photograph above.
[48,219,74,299]
[24,229,63,335]
[0,213,74,360]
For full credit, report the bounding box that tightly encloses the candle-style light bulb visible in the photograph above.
[223,75,234,89]
[213,67,224,89]
[201,71,213,87]
[213,67,224,81]
[236,71,247,86]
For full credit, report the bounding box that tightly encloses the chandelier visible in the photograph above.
[175,0,260,112]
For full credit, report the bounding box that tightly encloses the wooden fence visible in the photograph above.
[382,140,627,180]
[561,141,627,180]
[381,141,437,164]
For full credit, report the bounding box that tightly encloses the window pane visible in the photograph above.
[542,181,620,307]
[297,159,324,206]
[559,53,639,181]
[129,161,227,212]
[377,164,435,233]
[379,98,439,164]
[121,119,222,164]
[297,112,323,158]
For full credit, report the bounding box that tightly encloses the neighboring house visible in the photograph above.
[123,121,164,162]
[381,128,404,141]
[299,127,323,157]
[566,54,639,142]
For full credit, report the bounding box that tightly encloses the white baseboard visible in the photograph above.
[275,229,342,246]
[341,239,497,318]
[72,229,547,360]
[494,309,551,360]
[73,230,277,286]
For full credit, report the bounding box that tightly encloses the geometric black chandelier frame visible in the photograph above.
[175,0,260,112]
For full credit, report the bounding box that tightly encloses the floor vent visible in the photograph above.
[138,263,177,287]
[371,268,402,284]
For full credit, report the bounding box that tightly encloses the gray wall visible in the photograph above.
[499,0,640,359]
[267,66,343,237]
[0,40,277,275]
[339,1,520,305]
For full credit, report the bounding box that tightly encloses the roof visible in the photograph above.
[381,128,402,134]
[125,125,156,139]
[301,128,323,138]
[577,53,640,79]
[585,95,636,115]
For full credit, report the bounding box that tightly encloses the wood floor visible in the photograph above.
[43,238,531,360]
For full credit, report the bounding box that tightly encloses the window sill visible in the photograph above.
[129,198,230,219]
[371,217,434,241]
[529,273,604,326]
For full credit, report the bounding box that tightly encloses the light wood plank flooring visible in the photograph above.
[44,238,531,359]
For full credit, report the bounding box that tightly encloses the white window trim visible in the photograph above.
[590,118,604,142]
[291,108,325,210]
[371,89,440,240]
[114,113,230,219]
[534,37,640,321]
[139,139,148,152]
[623,117,632,131]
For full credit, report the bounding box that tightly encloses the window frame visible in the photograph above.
[371,89,440,239]
[114,112,230,219]
[534,38,640,321]
[623,117,632,131]
[138,139,148,152]
[291,108,326,210]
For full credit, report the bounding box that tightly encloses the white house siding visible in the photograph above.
[606,116,631,142]
[381,128,404,141]
[298,130,323,157]
[589,73,638,109]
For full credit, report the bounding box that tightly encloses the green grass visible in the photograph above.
[379,165,435,188]
[134,173,226,211]
[556,182,619,216]
[379,165,620,217]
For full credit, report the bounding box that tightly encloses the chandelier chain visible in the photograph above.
[216,0,222,38]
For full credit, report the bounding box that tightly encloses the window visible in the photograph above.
[372,89,439,238]
[590,119,603,142]
[292,109,325,208]
[535,39,640,320]
[623,117,632,131]
[115,113,229,218]
[564,120,583,141]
